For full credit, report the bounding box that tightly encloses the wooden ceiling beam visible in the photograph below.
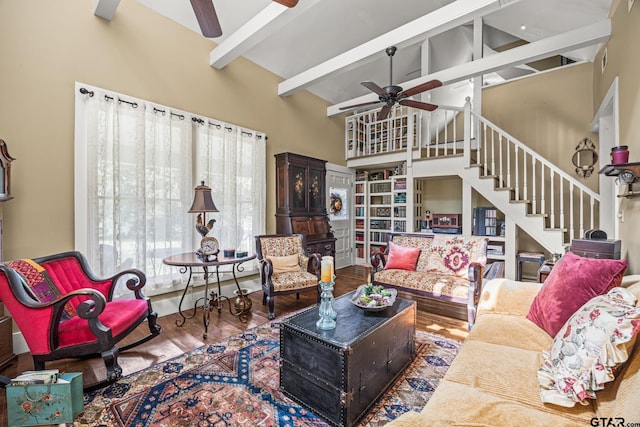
[209,0,320,70]
[93,0,121,21]
[327,20,611,117]
[278,0,516,97]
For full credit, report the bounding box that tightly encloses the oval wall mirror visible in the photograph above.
[572,137,598,178]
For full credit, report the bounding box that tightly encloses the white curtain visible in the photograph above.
[75,83,266,295]
[193,123,266,257]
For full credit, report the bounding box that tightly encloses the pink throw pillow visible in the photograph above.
[384,242,421,271]
[526,251,628,337]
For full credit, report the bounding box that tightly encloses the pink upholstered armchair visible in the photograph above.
[0,251,161,384]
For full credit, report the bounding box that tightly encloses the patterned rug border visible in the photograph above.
[77,315,462,426]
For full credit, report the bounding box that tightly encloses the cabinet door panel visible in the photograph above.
[291,165,308,212]
[308,166,325,213]
[291,217,311,234]
[309,217,329,235]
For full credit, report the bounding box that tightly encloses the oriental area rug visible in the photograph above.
[77,321,461,426]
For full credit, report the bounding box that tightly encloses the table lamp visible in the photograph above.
[188,181,220,259]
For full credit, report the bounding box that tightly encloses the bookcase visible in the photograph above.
[354,163,417,260]
[354,171,368,264]
[392,176,407,233]
[368,179,392,254]
[472,206,506,277]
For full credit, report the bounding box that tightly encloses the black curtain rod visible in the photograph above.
[153,107,184,120]
[105,94,138,108]
[80,87,264,139]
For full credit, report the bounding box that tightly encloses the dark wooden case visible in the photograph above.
[570,238,621,259]
[275,152,336,257]
[280,294,416,427]
[0,304,17,370]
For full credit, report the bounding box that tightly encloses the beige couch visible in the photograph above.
[387,275,640,426]
[371,233,488,329]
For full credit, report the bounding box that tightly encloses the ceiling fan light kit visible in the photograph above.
[340,46,443,121]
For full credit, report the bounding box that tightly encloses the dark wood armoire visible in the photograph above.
[275,152,336,257]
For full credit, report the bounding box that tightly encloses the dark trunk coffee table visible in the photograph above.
[279,291,416,427]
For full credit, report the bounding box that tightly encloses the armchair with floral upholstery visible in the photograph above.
[255,234,321,319]
[0,251,161,385]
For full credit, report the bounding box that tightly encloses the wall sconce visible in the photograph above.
[188,181,220,259]
[572,137,598,179]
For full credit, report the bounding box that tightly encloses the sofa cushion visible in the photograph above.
[385,242,421,271]
[442,339,596,423]
[269,270,318,292]
[537,287,640,408]
[391,235,433,272]
[426,235,487,278]
[526,252,627,337]
[373,269,470,300]
[468,313,553,352]
[409,380,594,427]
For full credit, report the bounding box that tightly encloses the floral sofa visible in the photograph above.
[370,233,488,329]
[387,253,640,426]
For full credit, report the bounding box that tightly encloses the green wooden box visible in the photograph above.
[6,373,83,426]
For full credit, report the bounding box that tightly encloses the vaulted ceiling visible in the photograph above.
[96,0,612,116]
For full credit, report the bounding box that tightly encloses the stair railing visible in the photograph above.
[460,98,600,243]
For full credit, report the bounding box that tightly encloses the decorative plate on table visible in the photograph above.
[349,284,397,312]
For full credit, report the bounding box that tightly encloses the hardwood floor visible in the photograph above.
[0,265,467,426]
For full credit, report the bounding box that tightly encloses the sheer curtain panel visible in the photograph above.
[74,82,266,295]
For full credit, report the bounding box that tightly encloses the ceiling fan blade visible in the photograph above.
[273,0,299,6]
[400,79,443,98]
[361,81,389,98]
[190,0,222,38]
[399,99,439,112]
[377,104,392,121]
[338,100,384,110]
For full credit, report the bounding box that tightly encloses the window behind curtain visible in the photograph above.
[74,82,266,295]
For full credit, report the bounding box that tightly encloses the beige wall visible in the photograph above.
[592,0,640,273]
[0,1,345,261]
[482,62,599,192]
[420,177,463,214]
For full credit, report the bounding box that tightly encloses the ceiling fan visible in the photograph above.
[340,46,443,121]
[190,0,299,38]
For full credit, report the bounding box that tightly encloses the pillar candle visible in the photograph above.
[321,256,334,282]
[321,258,332,282]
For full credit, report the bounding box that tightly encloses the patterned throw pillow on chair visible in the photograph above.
[7,259,76,321]
[537,287,640,407]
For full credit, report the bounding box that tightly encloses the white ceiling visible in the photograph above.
[134,0,611,110]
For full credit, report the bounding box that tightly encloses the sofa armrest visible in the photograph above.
[370,252,386,271]
[477,278,542,317]
[466,262,484,329]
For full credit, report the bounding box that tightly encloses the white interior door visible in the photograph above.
[593,77,620,239]
[326,163,355,269]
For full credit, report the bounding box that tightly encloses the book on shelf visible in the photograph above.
[355,171,368,181]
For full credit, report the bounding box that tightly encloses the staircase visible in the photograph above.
[347,100,601,256]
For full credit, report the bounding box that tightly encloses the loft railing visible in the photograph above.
[345,106,420,159]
